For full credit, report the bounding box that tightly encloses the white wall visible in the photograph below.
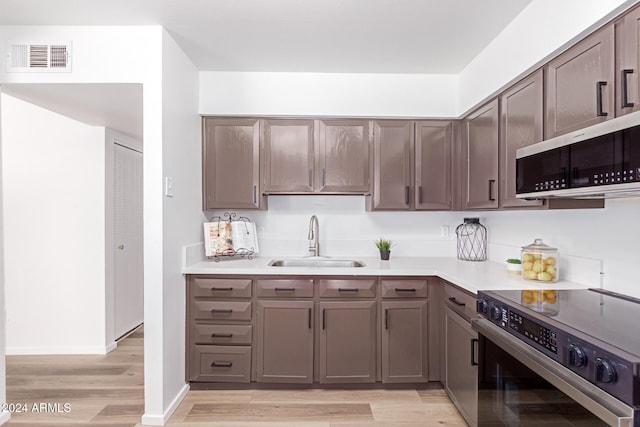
[199,72,458,118]
[1,94,108,354]
[458,0,634,114]
[0,86,11,425]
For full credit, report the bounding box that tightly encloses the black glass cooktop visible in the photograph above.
[484,288,640,358]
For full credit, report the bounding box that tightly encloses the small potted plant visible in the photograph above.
[506,258,522,275]
[375,238,394,260]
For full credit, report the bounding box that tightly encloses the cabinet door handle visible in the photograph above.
[622,69,635,108]
[338,288,359,293]
[211,361,233,368]
[405,186,410,205]
[488,179,496,201]
[211,333,233,338]
[211,287,233,292]
[448,297,466,307]
[418,186,423,205]
[322,308,326,330]
[309,169,313,187]
[308,308,312,329]
[596,81,608,117]
[322,168,326,186]
[274,287,296,292]
[211,309,233,314]
[395,288,416,293]
[253,185,257,204]
[471,338,479,366]
[384,309,389,330]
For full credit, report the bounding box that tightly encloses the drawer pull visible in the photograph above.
[338,288,359,292]
[211,309,233,314]
[211,287,233,292]
[395,288,416,293]
[211,333,233,338]
[274,287,296,292]
[448,297,466,307]
[211,361,233,368]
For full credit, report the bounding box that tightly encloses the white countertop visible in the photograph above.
[182,255,590,294]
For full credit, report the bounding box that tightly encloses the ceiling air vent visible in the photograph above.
[6,41,72,73]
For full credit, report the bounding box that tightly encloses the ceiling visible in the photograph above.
[0,0,531,139]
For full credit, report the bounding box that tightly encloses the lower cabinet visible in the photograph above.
[381,300,429,383]
[319,300,377,383]
[256,300,314,383]
[443,283,478,427]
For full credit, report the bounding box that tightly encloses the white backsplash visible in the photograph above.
[199,195,640,298]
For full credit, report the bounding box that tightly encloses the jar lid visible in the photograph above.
[522,238,557,252]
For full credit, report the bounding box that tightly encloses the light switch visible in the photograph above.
[165,176,174,197]
[440,225,450,238]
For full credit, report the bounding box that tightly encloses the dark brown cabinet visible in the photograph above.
[202,118,262,210]
[319,300,377,384]
[256,300,314,383]
[462,99,499,210]
[262,119,315,193]
[381,300,428,383]
[616,4,640,117]
[546,24,615,138]
[443,282,478,427]
[317,119,370,193]
[415,121,453,210]
[370,120,413,210]
[499,70,544,208]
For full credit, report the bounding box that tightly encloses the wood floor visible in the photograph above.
[4,328,466,426]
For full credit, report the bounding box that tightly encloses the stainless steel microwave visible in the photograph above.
[516,111,640,199]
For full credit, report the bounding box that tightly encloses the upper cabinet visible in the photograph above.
[370,120,413,210]
[616,4,640,117]
[317,119,371,193]
[462,99,499,210]
[499,70,544,208]
[202,117,263,210]
[262,119,315,193]
[415,121,453,210]
[546,24,615,139]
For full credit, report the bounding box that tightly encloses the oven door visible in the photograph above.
[472,318,638,427]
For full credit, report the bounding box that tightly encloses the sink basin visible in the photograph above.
[268,258,366,268]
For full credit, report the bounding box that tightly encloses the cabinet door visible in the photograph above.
[319,301,376,383]
[616,4,640,116]
[371,120,413,210]
[500,71,544,208]
[445,307,478,427]
[256,300,314,383]
[202,118,261,210]
[415,121,452,210]
[317,119,370,193]
[262,119,315,193]
[463,99,499,209]
[546,24,614,138]
[381,300,428,383]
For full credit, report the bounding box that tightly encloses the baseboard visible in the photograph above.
[141,383,189,426]
[6,344,113,355]
[105,341,118,354]
[0,410,11,425]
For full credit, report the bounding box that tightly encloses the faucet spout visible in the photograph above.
[308,215,319,257]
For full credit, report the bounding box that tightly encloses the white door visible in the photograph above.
[114,143,143,339]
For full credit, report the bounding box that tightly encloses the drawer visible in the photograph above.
[192,277,252,298]
[381,279,429,298]
[443,282,477,321]
[193,301,252,321]
[191,345,251,383]
[193,324,252,345]
[256,278,314,298]
[318,278,376,298]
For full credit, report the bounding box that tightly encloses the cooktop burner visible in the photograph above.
[477,288,640,407]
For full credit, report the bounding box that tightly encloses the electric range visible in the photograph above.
[476,288,640,408]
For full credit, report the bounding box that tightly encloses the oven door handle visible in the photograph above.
[471,318,635,427]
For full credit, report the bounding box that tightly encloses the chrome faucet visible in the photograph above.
[308,215,319,257]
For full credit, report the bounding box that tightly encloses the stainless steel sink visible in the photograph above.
[268,258,366,268]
